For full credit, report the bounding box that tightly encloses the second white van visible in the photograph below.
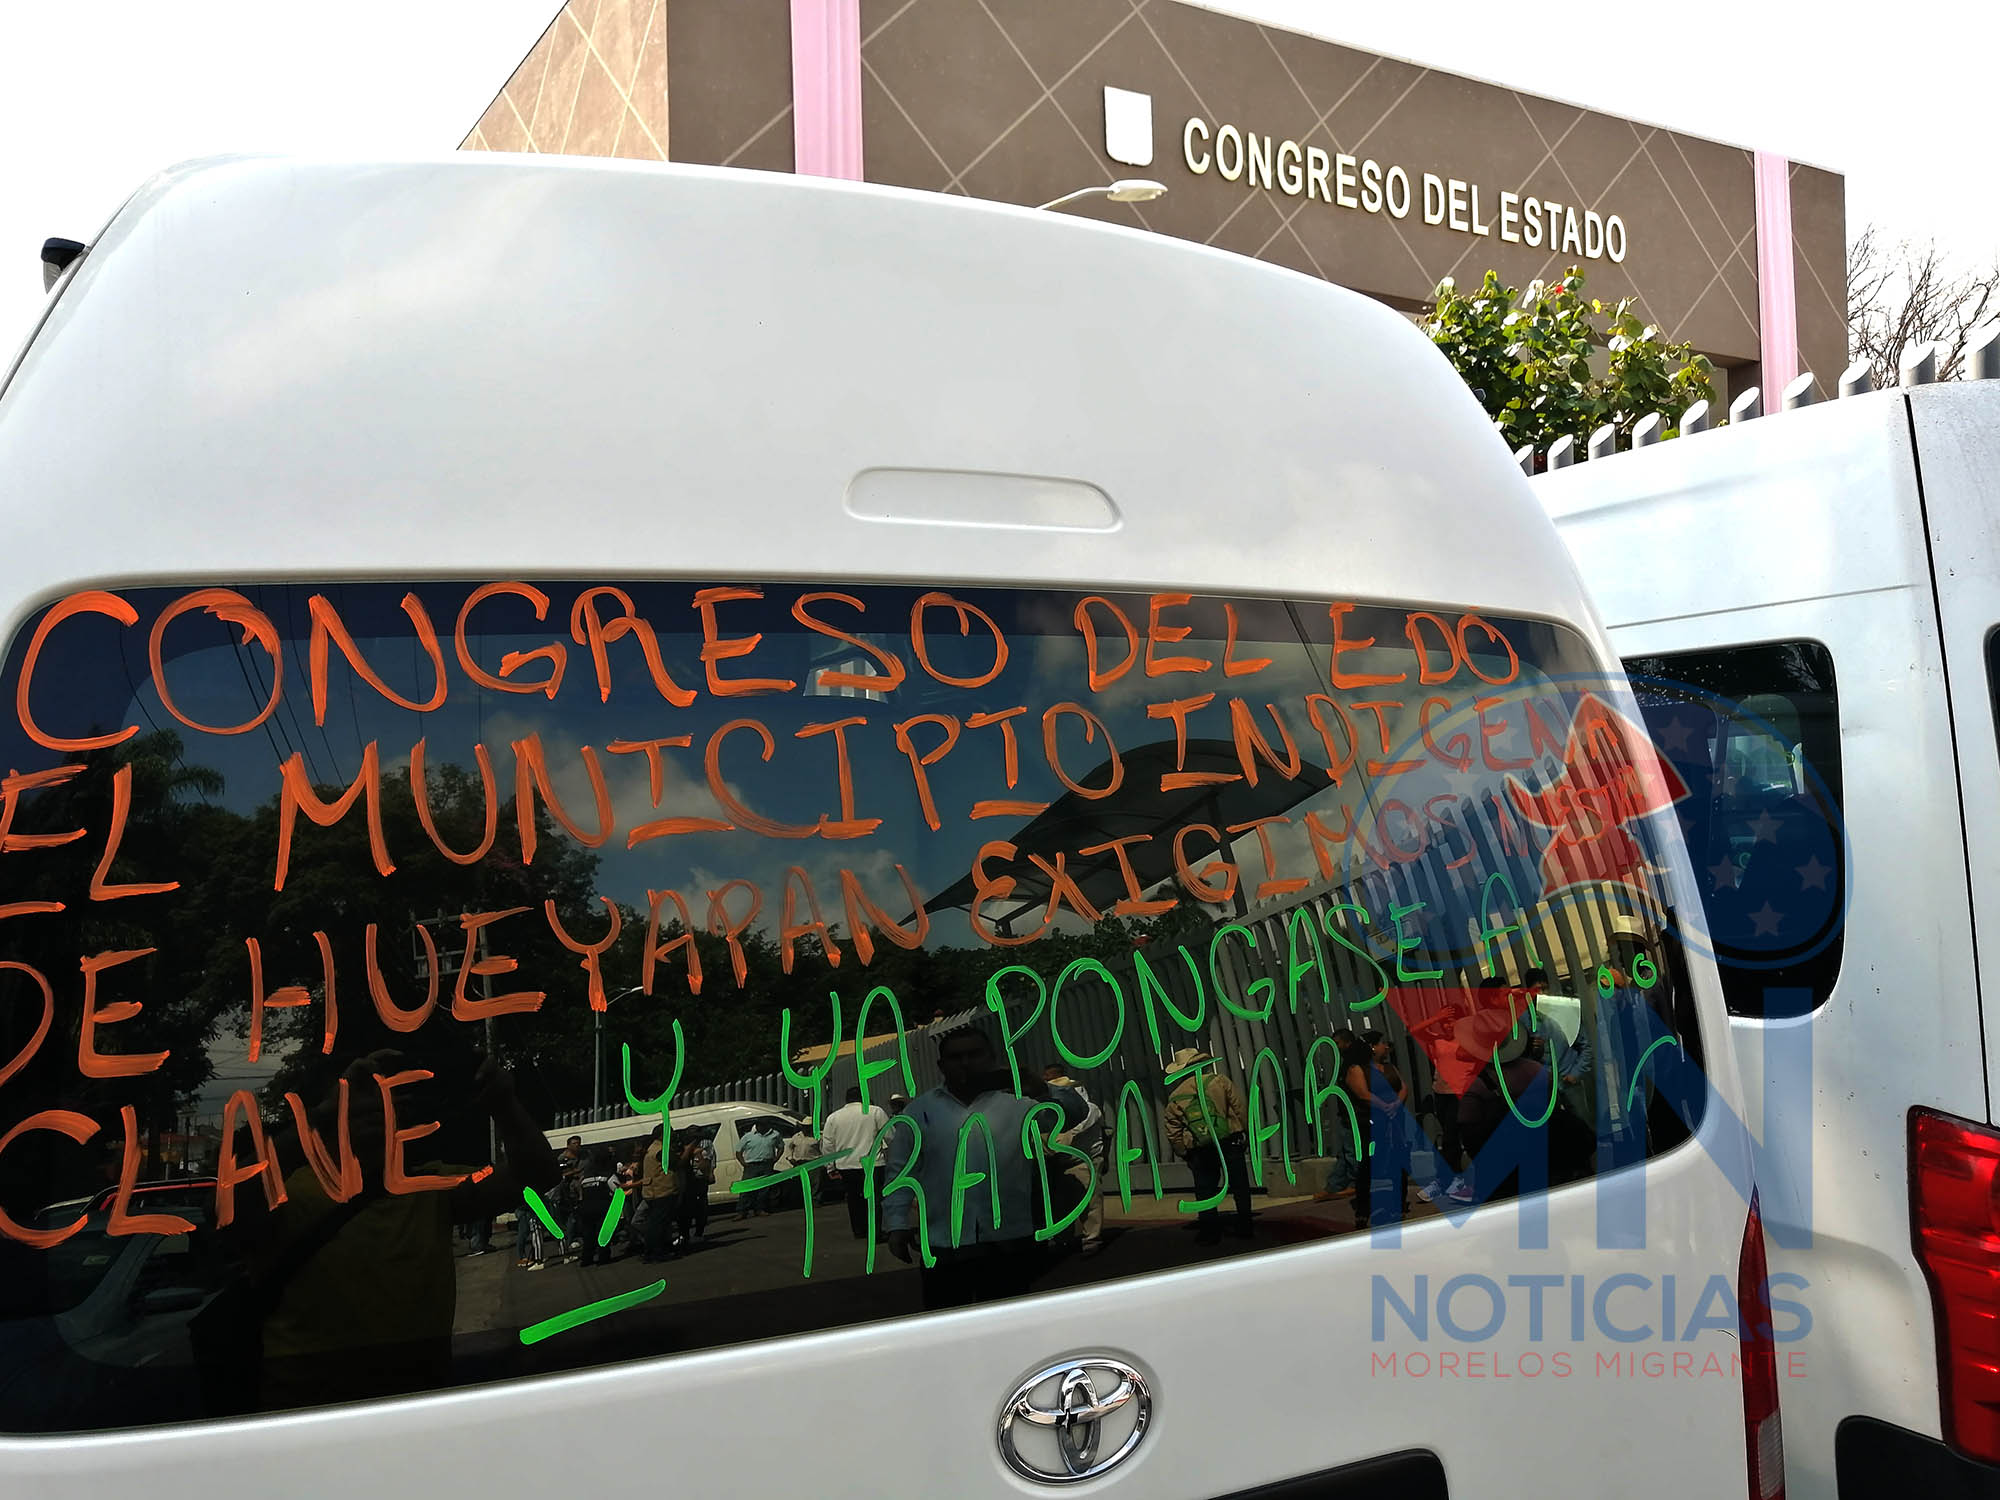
[1539,372,2000,1497]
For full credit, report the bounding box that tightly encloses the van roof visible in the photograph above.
[0,155,1592,636]
[1532,383,2000,629]
[547,1100,800,1146]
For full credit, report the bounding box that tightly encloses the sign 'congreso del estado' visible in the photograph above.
[1175,110,1632,263]
[463,0,1847,404]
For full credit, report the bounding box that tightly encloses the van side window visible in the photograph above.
[1624,641,1844,1018]
[0,581,1710,1432]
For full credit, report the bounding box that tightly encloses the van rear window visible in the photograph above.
[0,581,1704,1432]
[1624,641,1844,1018]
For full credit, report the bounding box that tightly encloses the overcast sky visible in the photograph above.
[3,0,1995,356]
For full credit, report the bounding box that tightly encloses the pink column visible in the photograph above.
[1753,151,1798,394]
[791,0,863,180]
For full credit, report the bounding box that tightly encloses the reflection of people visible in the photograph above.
[1358,1027,1460,1211]
[1316,1028,1365,1201]
[734,1121,783,1219]
[516,1193,547,1270]
[611,1146,640,1252]
[1161,1047,1251,1245]
[1361,1031,1406,1104]
[1597,917,1690,1148]
[1042,1064,1105,1255]
[217,1049,558,1414]
[1350,1037,1407,1226]
[781,1123,819,1172]
[1438,978,1532,1204]
[1523,966,1595,1131]
[639,1126,677,1263]
[883,1029,1085,1310]
[555,1134,585,1263]
[676,1133,714,1243]
[819,1087,890,1240]
[1338,1033,1381,1217]
[574,1149,620,1267]
[1405,1005,1467,1187]
[1458,1009,1555,1201]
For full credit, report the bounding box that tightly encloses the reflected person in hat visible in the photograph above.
[1161,1047,1252,1245]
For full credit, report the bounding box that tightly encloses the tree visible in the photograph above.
[1847,225,2000,388]
[1425,267,1716,455]
[233,756,610,1130]
[0,730,245,1199]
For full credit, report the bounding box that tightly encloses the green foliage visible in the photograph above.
[1424,268,1716,454]
[0,733,235,1145]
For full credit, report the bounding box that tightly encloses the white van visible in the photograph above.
[1537,372,2000,1496]
[0,156,1773,1497]
[545,1101,813,1206]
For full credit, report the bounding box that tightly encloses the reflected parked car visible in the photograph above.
[0,1202,228,1431]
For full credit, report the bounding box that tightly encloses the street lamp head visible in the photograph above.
[1104,178,1167,203]
[1035,179,1170,212]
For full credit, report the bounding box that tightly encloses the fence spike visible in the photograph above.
[1839,359,1873,398]
[1680,398,1710,434]
[1900,342,1939,387]
[1632,412,1665,447]
[1729,386,1763,424]
[1548,433,1577,469]
[1970,321,2000,382]
[1512,443,1535,475]
[1588,422,1618,460]
[1782,371,1819,410]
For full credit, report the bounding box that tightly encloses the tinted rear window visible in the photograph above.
[1624,641,1844,1017]
[0,581,1705,1431]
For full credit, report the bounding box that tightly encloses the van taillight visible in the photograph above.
[1910,1108,2000,1465]
[1741,1191,1786,1499]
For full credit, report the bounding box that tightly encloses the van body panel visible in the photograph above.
[1539,384,2000,1496]
[0,158,1754,1497]
[0,1184,1752,1500]
[1907,384,2000,1115]
[1597,585,1973,1490]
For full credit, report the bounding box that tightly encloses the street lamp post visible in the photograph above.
[594,986,648,1118]
[1036,178,1168,213]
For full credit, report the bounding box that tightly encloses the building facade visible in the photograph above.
[463,0,1846,399]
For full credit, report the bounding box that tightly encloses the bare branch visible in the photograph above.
[1849,225,2000,387]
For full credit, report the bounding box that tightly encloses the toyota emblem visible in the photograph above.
[998,1357,1152,1484]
